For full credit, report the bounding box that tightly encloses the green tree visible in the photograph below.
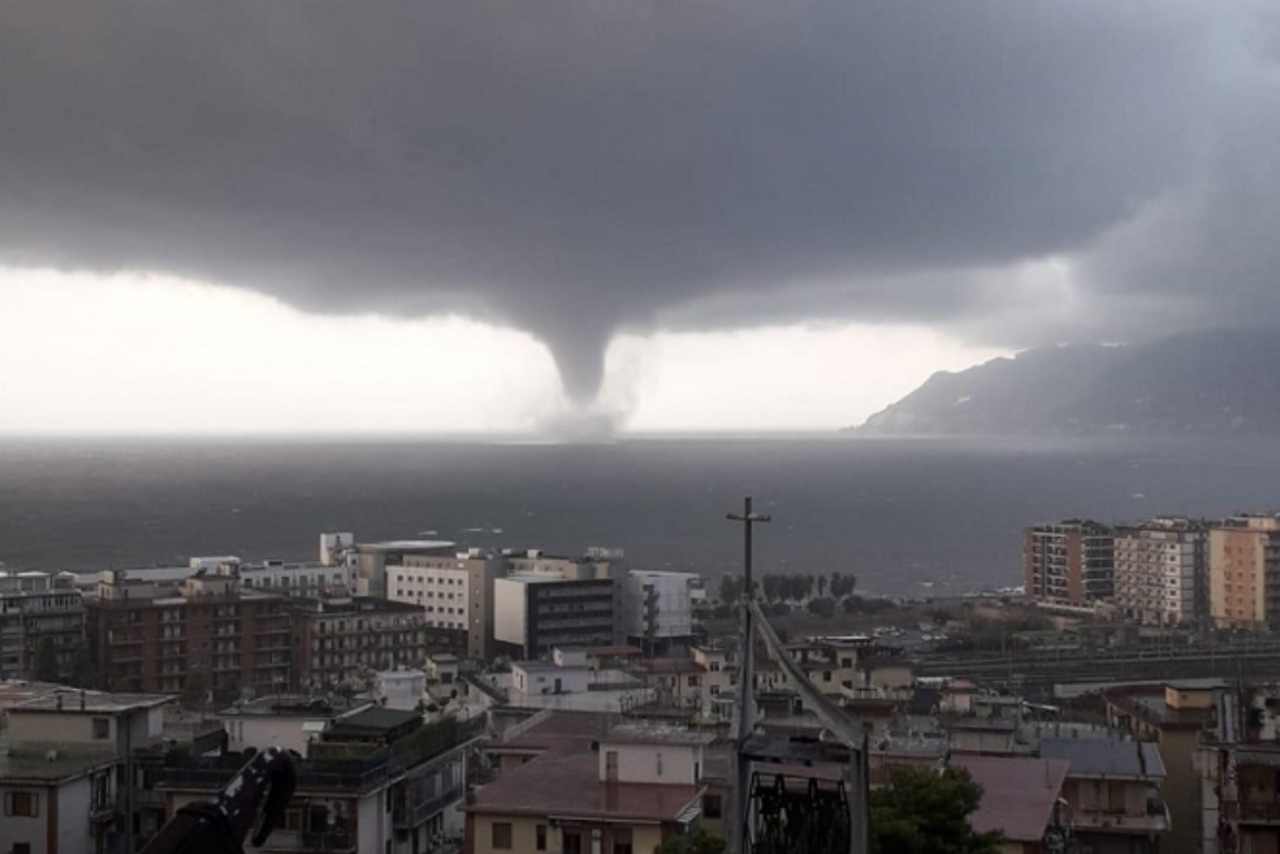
[33,637,60,682]
[870,767,1001,854]
[654,828,726,854]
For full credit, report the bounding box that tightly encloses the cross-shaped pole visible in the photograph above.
[727,496,770,853]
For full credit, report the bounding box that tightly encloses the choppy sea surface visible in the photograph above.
[2,434,1279,595]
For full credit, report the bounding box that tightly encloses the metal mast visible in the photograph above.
[728,497,770,853]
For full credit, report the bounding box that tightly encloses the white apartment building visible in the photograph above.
[386,548,508,658]
[239,559,360,596]
[622,570,697,650]
[1113,518,1207,626]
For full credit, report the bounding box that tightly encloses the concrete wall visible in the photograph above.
[223,714,323,754]
[598,743,700,785]
[511,665,591,695]
[0,782,49,854]
[493,579,528,648]
[7,710,121,746]
[470,814,663,854]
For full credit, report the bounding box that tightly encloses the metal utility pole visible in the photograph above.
[727,497,770,854]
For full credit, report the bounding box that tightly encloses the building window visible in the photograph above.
[656,752,663,777]
[563,832,582,854]
[703,793,723,818]
[612,828,633,854]
[6,791,38,817]
[491,822,513,850]
[92,718,110,739]
[536,824,547,851]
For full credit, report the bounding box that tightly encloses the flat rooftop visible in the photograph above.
[220,694,369,717]
[604,722,715,748]
[362,540,455,551]
[13,690,174,715]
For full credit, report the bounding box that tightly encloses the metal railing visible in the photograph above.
[156,715,486,796]
[392,785,465,828]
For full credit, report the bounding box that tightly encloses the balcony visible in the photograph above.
[1070,800,1170,834]
[1235,800,1280,824]
[258,830,356,854]
[392,785,465,829]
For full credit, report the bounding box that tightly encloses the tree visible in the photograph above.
[807,597,836,618]
[870,767,1001,854]
[719,575,742,605]
[817,575,827,597]
[33,637,60,682]
[762,574,782,603]
[655,828,726,854]
[798,574,814,601]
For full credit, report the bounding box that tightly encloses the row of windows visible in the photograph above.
[490,823,632,854]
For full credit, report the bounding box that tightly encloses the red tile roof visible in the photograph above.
[468,749,703,822]
[950,755,1069,842]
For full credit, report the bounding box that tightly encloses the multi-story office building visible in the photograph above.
[493,572,621,659]
[1209,514,1280,629]
[85,569,293,697]
[1023,520,1115,606]
[354,540,456,599]
[1113,518,1208,626]
[385,548,507,659]
[0,570,84,682]
[291,595,432,691]
[622,570,697,654]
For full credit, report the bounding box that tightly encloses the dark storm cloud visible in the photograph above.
[0,1,1269,398]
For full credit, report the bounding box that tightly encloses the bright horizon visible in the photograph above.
[0,268,1007,435]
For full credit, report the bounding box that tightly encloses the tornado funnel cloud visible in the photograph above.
[542,327,613,405]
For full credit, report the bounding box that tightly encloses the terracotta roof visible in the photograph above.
[950,755,1069,842]
[467,749,702,822]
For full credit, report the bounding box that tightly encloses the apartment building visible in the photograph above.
[158,712,484,854]
[1,688,177,854]
[1113,518,1208,626]
[385,547,507,659]
[291,595,432,691]
[239,559,360,597]
[1039,737,1169,854]
[622,570,697,654]
[85,569,293,698]
[466,722,710,854]
[493,573,621,659]
[1024,519,1115,605]
[1209,514,1280,629]
[0,570,84,682]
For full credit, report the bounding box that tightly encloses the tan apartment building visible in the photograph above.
[1024,520,1114,606]
[1209,514,1280,629]
[1114,518,1207,626]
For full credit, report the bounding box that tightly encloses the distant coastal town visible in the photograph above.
[4,513,1280,854]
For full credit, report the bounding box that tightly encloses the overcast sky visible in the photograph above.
[2,2,1276,433]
